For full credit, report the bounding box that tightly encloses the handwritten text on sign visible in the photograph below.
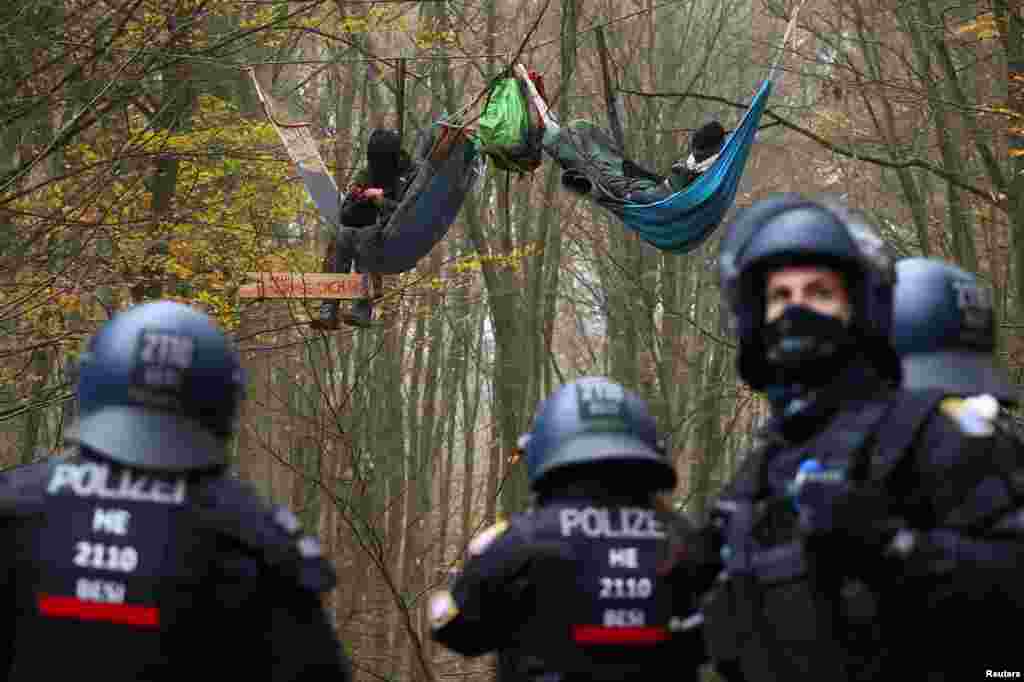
[238,273,365,299]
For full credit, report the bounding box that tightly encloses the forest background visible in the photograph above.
[1,0,1020,680]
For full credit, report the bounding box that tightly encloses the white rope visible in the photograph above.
[767,0,809,82]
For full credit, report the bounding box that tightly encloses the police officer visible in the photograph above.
[696,194,1024,681]
[892,256,1018,405]
[889,256,1023,671]
[429,377,705,682]
[0,301,350,681]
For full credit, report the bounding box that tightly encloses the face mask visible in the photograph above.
[761,305,853,388]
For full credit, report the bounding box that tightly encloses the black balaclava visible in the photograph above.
[763,306,855,386]
[759,267,858,414]
[366,129,403,195]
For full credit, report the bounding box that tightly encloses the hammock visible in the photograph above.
[249,69,482,275]
[612,80,771,253]
[354,123,483,274]
[516,1,802,254]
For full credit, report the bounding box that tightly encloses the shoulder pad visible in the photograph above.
[195,476,336,593]
[939,395,999,437]
[428,589,460,630]
[468,519,509,557]
[0,459,58,517]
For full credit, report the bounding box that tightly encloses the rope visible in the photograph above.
[248,67,314,130]
[767,0,809,82]
[504,169,512,234]
[249,0,806,175]
[396,58,407,144]
[595,26,626,155]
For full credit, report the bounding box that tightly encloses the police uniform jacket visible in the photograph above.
[0,452,351,682]
[430,485,706,682]
[699,360,1024,682]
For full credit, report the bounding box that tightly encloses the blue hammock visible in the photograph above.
[518,0,802,255]
[540,79,772,254]
[611,79,772,253]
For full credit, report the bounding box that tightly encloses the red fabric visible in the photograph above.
[38,594,160,628]
[571,624,669,645]
[528,70,549,104]
[349,185,385,201]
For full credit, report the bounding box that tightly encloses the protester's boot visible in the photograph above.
[346,298,374,327]
[341,273,375,328]
[311,301,341,330]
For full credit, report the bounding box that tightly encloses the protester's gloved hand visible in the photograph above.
[793,459,896,549]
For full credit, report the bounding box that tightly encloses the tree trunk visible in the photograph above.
[853,0,933,255]
[995,2,1024,321]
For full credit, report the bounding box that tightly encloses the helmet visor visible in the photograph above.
[902,351,1018,405]
[69,405,226,472]
[538,433,677,490]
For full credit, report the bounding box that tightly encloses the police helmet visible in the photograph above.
[69,301,246,472]
[519,377,676,493]
[718,193,898,389]
[892,257,1017,404]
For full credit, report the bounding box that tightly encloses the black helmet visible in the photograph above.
[718,193,898,389]
[69,301,246,472]
[519,377,676,493]
[892,257,1017,404]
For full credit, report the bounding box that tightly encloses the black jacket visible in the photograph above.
[339,160,415,229]
[0,453,350,682]
[699,362,1024,681]
[430,488,706,682]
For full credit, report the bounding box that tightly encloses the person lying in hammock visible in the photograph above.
[541,117,726,206]
[314,128,415,330]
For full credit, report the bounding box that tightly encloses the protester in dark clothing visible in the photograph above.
[314,128,414,329]
[622,121,727,203]
[540,115,726,205]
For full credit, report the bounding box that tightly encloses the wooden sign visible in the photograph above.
[238,272,365,299]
